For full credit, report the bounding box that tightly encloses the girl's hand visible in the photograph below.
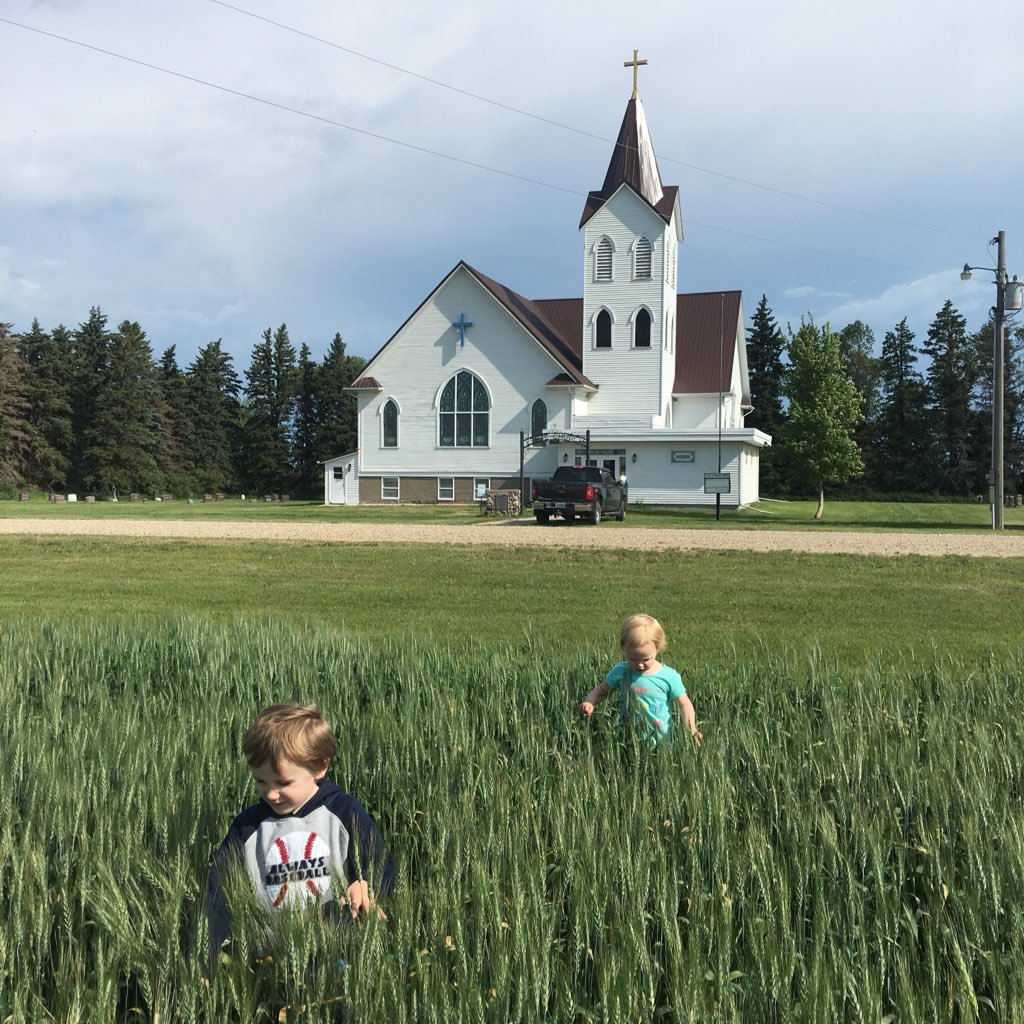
[579,701,595,717]
[689,727,703,747]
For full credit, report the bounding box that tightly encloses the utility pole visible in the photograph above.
[993,231,1006,530]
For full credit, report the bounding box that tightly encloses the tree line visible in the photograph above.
[746,296,1024,506]
[3,297,1019,506]
[0,308,366,498]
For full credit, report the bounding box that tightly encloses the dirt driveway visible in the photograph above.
[3,517,1024,557]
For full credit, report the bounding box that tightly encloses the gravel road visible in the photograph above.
[3,516,1024,557]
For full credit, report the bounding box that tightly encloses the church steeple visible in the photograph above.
[579,51,670,228]
[599,95,664,208]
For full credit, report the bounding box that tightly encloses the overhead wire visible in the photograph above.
[206,0,976,243]
[0,14,973,274]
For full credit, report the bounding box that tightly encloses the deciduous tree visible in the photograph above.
[781,317,863,519]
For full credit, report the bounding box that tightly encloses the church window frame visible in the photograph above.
[437,477,455,502]
[531,399,547,437]
[381,477,400,501]
[632,307,653,349]
[381,397,400,448]
[594,237,614,282]
[593,308,613,350]
[633,237,653,280]
[437,369,491,448]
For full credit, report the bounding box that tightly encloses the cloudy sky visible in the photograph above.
[3,0,1023,372]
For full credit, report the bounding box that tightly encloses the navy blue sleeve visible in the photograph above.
[331,793,396,898]
[205,834,235,967]
[204,805,263,966]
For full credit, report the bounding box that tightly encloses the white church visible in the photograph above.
[323,58,771,507]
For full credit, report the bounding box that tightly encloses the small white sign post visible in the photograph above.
[704,473,730,521]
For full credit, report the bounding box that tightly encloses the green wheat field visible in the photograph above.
[3,612,1023,1023]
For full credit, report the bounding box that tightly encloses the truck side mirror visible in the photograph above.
[619,474,627,486]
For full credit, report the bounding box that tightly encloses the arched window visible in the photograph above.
[531,399,547,437]
[382,399,399,447]
[634,308,652,348]
[595,237,613,282]
[439,370,490,447]
[634,237,652,279]
[595,309,612,349]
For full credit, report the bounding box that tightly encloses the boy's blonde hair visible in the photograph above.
[242,704,337,772]
[620,613,667,653]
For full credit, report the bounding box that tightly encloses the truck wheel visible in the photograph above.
[616,503,626,522]
[591,503,602,525]
[535,511,550,525]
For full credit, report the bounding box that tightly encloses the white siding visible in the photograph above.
[356,267,570,479]
[323,453,359,505]
[623,442,743,506]
[581,189,674,420]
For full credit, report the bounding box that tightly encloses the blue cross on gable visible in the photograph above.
[452,313,473,348]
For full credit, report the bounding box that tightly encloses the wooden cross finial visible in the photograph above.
[624,49,647,99]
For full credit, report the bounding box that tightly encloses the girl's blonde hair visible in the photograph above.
[620,613,667,652]
[242,703,337,772]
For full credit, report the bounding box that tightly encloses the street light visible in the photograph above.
[960,231,1024,530]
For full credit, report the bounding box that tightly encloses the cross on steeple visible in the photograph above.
[624,49,647,100]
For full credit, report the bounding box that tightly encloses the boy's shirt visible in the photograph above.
[605,661,685,742]
[207,778,395,958]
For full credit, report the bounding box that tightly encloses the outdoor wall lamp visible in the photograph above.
[631,453,637,463]
[562,453,568,463]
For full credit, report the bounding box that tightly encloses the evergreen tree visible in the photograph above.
[184,340,241,494]
[241,324,297,494]
[921,300,979,494]
[82,320,163,496]
[69,307,113,490]
[292,343,321,497]
[837,320,881,488]
[317,332,364,463]
[16,319,72,491]
[970,317,1024,496]
[0,323,32,487]
[155,345,191,488]
[780,317,863,519]
[874,318,931,492]
[745,296,787,494]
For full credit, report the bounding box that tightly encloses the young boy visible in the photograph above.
[206,703,395,961]
[580,614,702,745]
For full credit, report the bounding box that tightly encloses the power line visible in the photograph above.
[207,0,977,242]
[0,16,955,274]
[0,17,580,198]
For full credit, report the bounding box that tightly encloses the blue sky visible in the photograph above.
[2,0,1023,371]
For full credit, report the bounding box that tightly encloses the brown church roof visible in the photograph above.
[675,291,744,398]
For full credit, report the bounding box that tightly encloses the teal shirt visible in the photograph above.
[605,661,685,742]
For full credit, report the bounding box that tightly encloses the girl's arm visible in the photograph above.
[580,681,611,717]
[676,693,702,745]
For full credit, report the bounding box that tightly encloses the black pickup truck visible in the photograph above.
[530,466,627,525]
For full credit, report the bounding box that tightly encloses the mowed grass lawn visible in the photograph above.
[4,535,1024,671]
[5,494,1024,531]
